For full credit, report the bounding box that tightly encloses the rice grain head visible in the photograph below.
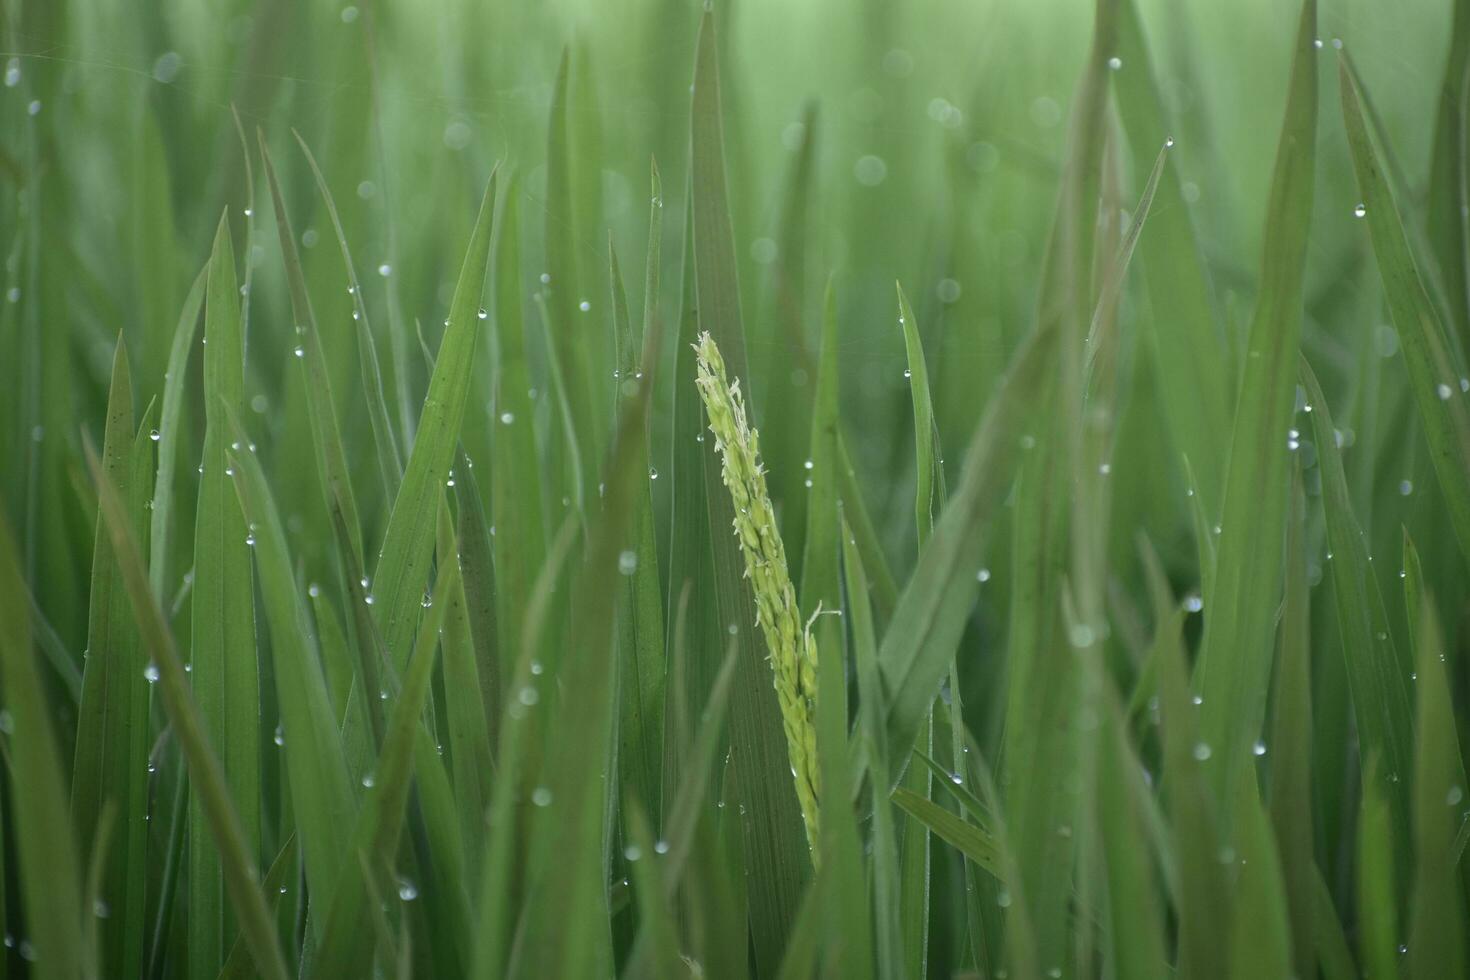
[693,331,821,858]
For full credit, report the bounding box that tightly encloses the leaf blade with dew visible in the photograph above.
[312,554,457,979]
[1356,754,1399,980]
[1225,777,1293,980]
[877,319,1057,771]
[1195,0,1317,808]
[891,789,1003,881]
[260,134,365,567]
[83,438,289,980]
[147,263,206,599]
[487,175,547,678]
[449,451,501,742]
[190,210,261,977]
[1112,0,1231,512]
[518,303,662,979]
[223,410,356,936]
[845,515,906,980]
[664,163,724,810]
[690,9,811,965]
[805,342,868,978]
[897,282,940,547]
[1339,51,1470,562]
[1300,359,1413,871]
[0,514,84,980]
[373,169,496,673]
[293,129,403,498]
[1267,463,1316,980]
[70,337,149,978]
[1140,542,1228,980]
[895,280,939,977]
[434,492,492,869]
[1096,689,1169,980]
[610,225,667,823]
[542,48,600,505]
[1405,593,1470,980]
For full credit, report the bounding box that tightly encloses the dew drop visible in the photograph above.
[149,429,161,442]
[532,786,553,807]
[144,664,160,684]
[618,550,638,575]
[1354,203,1367,218]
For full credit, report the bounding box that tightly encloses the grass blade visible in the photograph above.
[71,337,149,977]
[147,264,206,599]
[1195,0,1317,805]
[1267,464,1315,980]
[1300,359,1414,870]
[1405,595,1470,980]
[84,439,289,980]
[373,170,496,672]
[260,135,365,566]
[293,130,404,498]
[611,222,667,824]
[190,210,261,976]
[0,514,83,980]
[878,321,1057,767]
[1340,52,1470,561]
[225,411,356,936]
[488,176,548,676]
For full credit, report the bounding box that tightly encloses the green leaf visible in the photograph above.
[312,554,457,978]
[897,282,940,547]
[1300,359,1413,871]
[1405,595,1470,980]
[845,518,905,980]
[293,130,404,499]
[71,337,149,978]
[1096,693,1168,980]
[224,411,356,938]
[83,440,289,980]
[260,134,365,567]
[190,210,261,977]
[1357,755,1399,980]
[0,514,84,980]
[1339,53,1470,562]
[147,264,206,599]
[1112,0,1230,513]
[1195,0,1317,806]
[1267,464,1315,980]
[487,175,548,679]
[542,48,600,504]
[373,170,497,672]
[1226,781,1292,980]
[878,320,1057,769]
[435,494,493,871]
[611,196,666,823]
[891,788,1002,881]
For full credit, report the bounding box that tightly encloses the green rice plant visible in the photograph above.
[3,0,1469,976]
